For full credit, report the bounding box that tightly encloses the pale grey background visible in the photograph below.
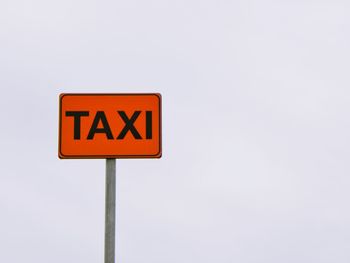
[1,0,349,262]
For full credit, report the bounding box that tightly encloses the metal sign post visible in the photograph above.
[105,159,116,263]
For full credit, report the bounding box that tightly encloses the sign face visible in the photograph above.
[59,93,162,159]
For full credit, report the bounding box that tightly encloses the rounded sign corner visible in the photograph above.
[58,150,66,159]
[59,93,68,100]
[153,93,162,99]
[154,151,162,159]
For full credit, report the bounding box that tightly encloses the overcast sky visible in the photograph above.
[1,0,350,262]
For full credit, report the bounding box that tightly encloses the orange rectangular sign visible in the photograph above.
[59,93,162,159]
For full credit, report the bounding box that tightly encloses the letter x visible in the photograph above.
[117,111,142,139]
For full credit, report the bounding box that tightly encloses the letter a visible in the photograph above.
[87,111,114,140]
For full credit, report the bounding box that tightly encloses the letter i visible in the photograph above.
[146,111,152,139]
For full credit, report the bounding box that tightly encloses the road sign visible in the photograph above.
[59,93,162,158]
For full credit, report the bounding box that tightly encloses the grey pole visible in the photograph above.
[105,159,116,263]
